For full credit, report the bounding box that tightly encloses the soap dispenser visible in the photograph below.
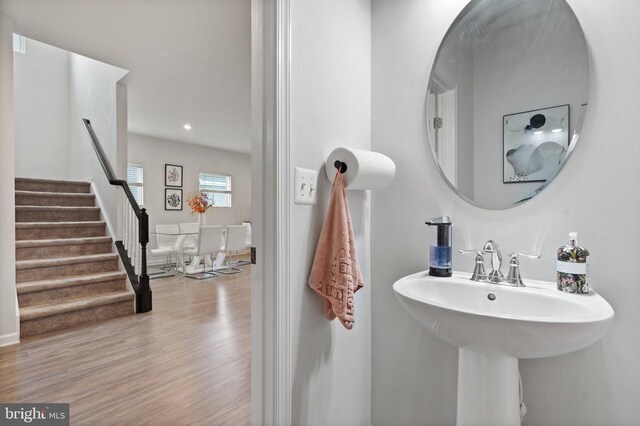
[557,232,590,293]
[425,216,452,277]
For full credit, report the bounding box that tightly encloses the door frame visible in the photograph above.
[251,0,291,424]
[427,73,458,187]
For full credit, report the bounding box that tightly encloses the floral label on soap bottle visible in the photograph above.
[557,245,589,294]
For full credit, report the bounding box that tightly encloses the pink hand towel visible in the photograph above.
[308,170,364,330]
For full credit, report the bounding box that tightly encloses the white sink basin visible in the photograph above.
[393,271,614,426]
[393,271,614,358]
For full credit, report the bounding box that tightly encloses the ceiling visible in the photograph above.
[0,0,251,153]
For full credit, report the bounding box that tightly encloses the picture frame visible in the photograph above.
[165,164,183,187]
[503,104,570,183]
[165,188,183,211]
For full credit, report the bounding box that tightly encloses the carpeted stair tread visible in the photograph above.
[16,271,127,294]
[20,291,134,321]
[16,253,119,270]
[15,191,96,207]
[16,221,107,241]
[15,205,101,222]
[16,206,100,212]
[16,236,112,249]
[15,177,91,193]
[16,236,113,261]
[15,177,91,186]
[15,190,94,197]
[16,221,106,229]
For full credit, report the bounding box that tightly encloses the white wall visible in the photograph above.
[371,1,640,425]
[14,37,70,179]
[290,0,372,424]
[0,13,18,346]
[116,83,128,240]
[128,133,252,253]
[69,53,128,231]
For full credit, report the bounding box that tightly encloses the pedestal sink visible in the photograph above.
[393,271,614,426]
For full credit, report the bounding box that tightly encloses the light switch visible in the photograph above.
[294,167,318,205]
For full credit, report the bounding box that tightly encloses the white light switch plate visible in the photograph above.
[294,167,318,205]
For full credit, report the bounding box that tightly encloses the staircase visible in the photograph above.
[15,177,135,337]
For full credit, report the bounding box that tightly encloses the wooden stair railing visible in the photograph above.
[82,118,151,313]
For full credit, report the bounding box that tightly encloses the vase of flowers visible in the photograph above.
[186,192,214,225]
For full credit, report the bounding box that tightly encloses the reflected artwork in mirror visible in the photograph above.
[426,0,589,209]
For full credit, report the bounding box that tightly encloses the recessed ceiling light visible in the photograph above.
[183,124,192,130]
[551,128,563,133]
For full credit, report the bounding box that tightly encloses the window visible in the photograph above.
[13,34,25,54]
[127,164,144,205]
[199,172,232,207]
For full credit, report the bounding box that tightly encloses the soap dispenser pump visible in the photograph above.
[425,216,452,277]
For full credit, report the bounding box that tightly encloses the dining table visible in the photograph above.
[149,229,227,277]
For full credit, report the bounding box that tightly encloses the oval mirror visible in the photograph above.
[426,0,589,209]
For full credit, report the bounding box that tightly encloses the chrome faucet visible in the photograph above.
[505,252,542,286]
[459,240,540,287]
[482,240,503,283]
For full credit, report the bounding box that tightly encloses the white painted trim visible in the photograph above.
[0,278,19,347]
[251,1,267,422]
[0,331,19,348]
[251,0,291,424]
[275,0,291,423]
[1,293,21,347]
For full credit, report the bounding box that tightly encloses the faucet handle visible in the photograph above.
[506,252,541,286]
[458,249,487,281]
[509,252,541,261]
[458,249,482,255]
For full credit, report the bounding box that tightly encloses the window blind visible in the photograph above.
[127,164,144,205]
[199,172,232,207]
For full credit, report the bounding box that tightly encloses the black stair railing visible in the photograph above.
[82,118,152,313]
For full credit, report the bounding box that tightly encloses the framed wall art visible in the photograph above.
[165,164,183,187]
[503,104,569,183]
[165,188,183,211]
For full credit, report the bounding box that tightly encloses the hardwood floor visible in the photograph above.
[0,265,252,425]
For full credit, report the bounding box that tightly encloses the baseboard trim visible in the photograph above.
[0,331,19,348]
[0,295,20,347]
[147,250,250,267]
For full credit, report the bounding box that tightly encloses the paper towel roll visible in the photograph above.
[325,147,396,190]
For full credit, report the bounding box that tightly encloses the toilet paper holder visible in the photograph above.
[334,160,348,174]
[325,147,396,190]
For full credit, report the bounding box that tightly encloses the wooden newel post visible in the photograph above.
[138,208,152,313]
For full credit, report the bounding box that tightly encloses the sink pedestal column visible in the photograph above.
[457,349,521,426]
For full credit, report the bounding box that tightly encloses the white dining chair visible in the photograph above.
[177,222,199,268]
[218,225,248,275]
[183,225,224,279]
[179,222,199,249]
[150,224,179,274]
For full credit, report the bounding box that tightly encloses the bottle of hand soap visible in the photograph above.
[557,232,590,294]
[425,216,452,277]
